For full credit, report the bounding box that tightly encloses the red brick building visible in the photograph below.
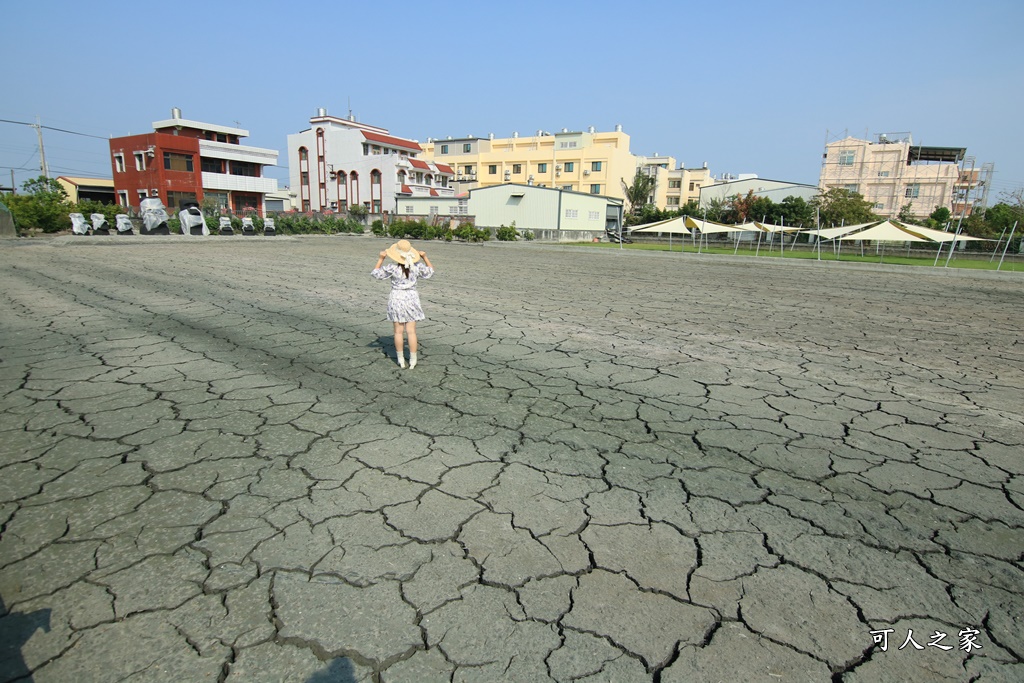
[109,108,279,215]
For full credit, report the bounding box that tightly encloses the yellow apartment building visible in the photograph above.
[419,126,638,203]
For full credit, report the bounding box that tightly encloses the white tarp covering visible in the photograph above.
[178,206,210,236]
[115,215,134,233]
[835,220,930,242]
[69,213,89,234]
[629,216,692,235]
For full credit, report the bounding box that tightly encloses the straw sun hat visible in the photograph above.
[385,239,421,267]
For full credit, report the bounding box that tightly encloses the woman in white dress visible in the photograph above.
[371,239,435,368]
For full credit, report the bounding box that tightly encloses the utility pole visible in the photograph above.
[35,116,48,178]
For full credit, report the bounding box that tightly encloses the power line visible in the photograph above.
[0,118,108,140]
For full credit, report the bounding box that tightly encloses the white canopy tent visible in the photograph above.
[833,220,930,263]
[685,216,751,254]
[895,222,988,243]
[803,222,879,240]
[894,221,990,266]
[629,216,692,235]
[627,215,692,251]
[834,220,930,242]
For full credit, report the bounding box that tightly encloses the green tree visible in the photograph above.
[621,169,656,217]
[897,203,921,225]
[1,176,72,233]
[929,206,951,225]
[811,188,877,228]
[703,196,727,222]
[777,196,814,228]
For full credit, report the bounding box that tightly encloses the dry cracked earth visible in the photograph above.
[0,235,1022,683]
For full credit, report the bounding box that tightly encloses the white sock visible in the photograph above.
[409,352,417,368]
[397,352,406,368]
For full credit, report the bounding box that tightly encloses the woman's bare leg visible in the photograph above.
[407,322,418,368]
[406,322,418,354]
[393,322,406,367]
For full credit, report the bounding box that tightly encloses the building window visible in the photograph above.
[667,197,680,206]
[512,164,522,174]
[463,143,472,153]
[559,141,578,149]
[489,165,497,175]
[564,162,575,172]
[689,182,695,191]
[137,189,148,201]
[300,171,309,186]
[905,184,921,198]
[440,144,449,154]
[205,192,228,209]
[362,144,369,156]
[117,190,128,207]
[134,152,146,171]
[165,191,197,211]
[874,203,885,210]
[591,161,602,172]
[373,200,381,212]
[565,209,578,218]
[668,179,681,188]
[302,200,310,211]
[463,165,473,175]
[838,150,856,166]
[405,206,414,214]
[878,171,890,177]
[561,184,573,191]
[588,211,600,220]
[590,184,601,194]
[113,154,125,173]
[201,158,223,173]
[371,170,381,185]
[163,152,194,172]
[843,184,859,193]
[538,163,547,173]
[231,161,259,177]
[299,147,308,162]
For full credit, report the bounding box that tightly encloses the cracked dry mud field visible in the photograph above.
[0,236,1022,683]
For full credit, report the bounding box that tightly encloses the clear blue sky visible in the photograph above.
[3,0,1023,202]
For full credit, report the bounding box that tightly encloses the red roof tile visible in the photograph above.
[409,158,430,169]
[362,131,421,152]
[429,189,439,196]
[436,163,454,174]
[400,184,412,194]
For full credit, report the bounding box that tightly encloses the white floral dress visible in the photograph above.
[371,262,434,322]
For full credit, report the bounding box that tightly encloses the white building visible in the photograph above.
[286,108,455,215]
[397,183,623,240]
[699,177,819,208]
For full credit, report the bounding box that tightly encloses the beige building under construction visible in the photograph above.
[819,133,987,220]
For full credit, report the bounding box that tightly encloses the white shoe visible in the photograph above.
[409,353,417,369]
[397,355,406,368]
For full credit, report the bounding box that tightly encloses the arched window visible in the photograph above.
[299,147,308,162]
[371,170,382,185]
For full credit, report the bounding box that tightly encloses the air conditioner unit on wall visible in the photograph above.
[583,170,590,176]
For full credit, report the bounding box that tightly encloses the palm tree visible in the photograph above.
[621,168,656,217]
